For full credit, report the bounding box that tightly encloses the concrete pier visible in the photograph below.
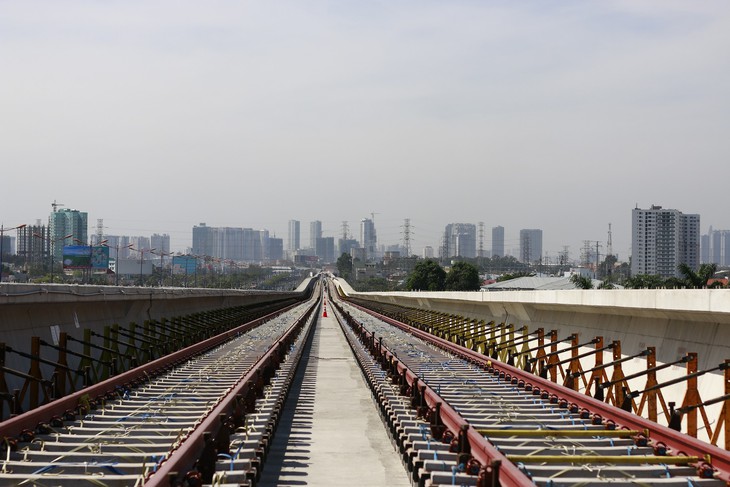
[259,311,410,486]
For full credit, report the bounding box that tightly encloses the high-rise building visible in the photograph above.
[192,223,215,257]
[316,236,335,263]
[702,227,730,266]
[17,221,48,268]
[288,220,300,256]
[268,237,283,262]
[49,208,88,262]
[338,238,359,257]
[519,229,543,264]
[150,234,171,262]
[309,221,322,250]
[423,246,434,259]
[0,235,12,257]
[360,218,377,260]
[192,224,271,263]
[631,205,700,278]
[105,235,133,261]
[492,226,504,258]
[443,223,477,259]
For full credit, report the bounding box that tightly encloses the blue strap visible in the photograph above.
[218,453,234,471]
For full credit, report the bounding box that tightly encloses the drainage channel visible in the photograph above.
[0,299,319,487]
[333,297,726,487]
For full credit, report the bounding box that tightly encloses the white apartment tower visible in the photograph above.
[287,220,300,256]
[631,205,700,278]
[309,220,322,250]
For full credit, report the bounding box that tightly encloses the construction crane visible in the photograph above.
[51,200,65,212]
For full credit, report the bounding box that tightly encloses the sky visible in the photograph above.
[1,1,729,262]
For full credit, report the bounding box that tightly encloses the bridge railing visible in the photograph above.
[347,296,730,450]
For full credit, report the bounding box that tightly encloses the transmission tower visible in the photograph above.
[581,240,592,267]
[401,218,412,257]
[95,219,104,245]
[341,221,350,240]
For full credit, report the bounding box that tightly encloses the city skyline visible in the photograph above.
[5,204,729,267]
[2,2,729,262]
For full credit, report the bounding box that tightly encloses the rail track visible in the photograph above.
[0,292,321,486]
[330,286,730,486]
[2,275,729,486]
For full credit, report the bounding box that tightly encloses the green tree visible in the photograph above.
[623,274,666,289]
[336,253,354,280]
[445,261,481,291]
[570,273,594,289]
[678,263,718,289]
[354,277,392,292]
[406,259,446,291]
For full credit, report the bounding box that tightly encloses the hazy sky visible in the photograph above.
[2,1,728,261]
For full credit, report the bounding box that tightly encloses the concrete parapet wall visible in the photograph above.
[0,283,302,354]
[343,287,730,372]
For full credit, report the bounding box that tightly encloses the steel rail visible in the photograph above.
[339,304,530,486]
[145,298,319,485]
[0,303,298,441]
[349,301,730,484]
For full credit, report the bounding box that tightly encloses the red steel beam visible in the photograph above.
[0,305,296,441]
[355,303,730,484]
[146,301,317,485]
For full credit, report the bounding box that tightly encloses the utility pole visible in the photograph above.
[607,223,613,257]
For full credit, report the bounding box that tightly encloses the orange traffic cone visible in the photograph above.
[322,305,328,318]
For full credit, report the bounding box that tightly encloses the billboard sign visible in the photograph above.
[62,245,91,269]
[91,245,110,269]
[172,256,197,275]
[62,245,110,270]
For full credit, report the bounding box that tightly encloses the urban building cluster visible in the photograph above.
[0,204,726,283]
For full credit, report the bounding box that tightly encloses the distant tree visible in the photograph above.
[623,274,666,289]
[353,277,391,292]
[406,259,446,291]
[678,263,718,289]
[570,273,594,289]
[497,271,530,282]
[336,253,354,281]
[445,261,481,291]
[597,254,618,280]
